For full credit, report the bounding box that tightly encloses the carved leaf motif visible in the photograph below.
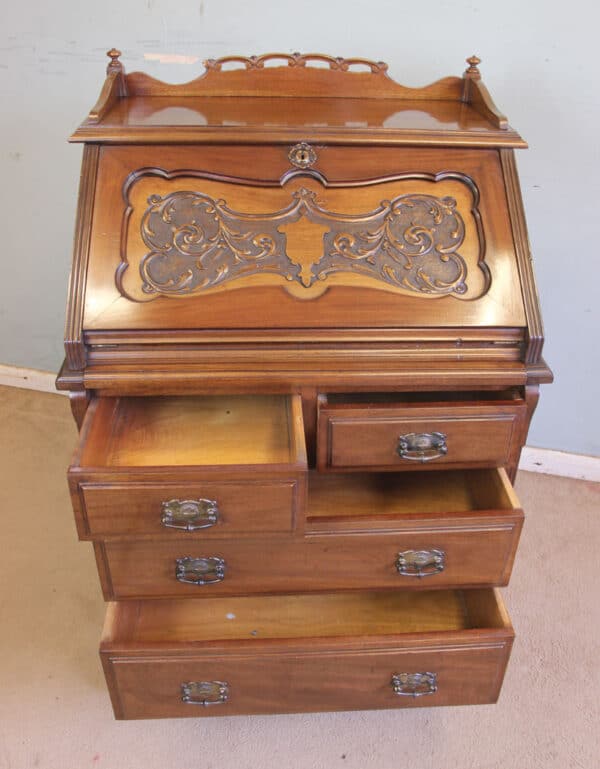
[317,195,467,294]
[136,188,473,298]
[140,192,298,294]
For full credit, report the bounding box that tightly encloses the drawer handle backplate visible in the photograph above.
[391,672,438,698]
[181,681,229,706]
[175,556,226,585]
[397,431,448,462]
[161,498,219,531]
[396,549,445,578]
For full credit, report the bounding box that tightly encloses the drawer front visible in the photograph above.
[75,480,300,538]
[102,640,512,719]
[317,403,526,471]
[95,519,522,599]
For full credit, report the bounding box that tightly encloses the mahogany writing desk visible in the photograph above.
[58,51,551,718]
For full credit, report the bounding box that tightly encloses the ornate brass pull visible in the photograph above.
[397,432,448,462]
[395,549,445,578]
[175,556,226,585]
[161,498,219,531]
[391,672,437,698]
[181,681,229,706]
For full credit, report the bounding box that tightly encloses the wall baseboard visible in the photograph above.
[519,446,599,482]
[0,364,598,481]
[0,364,64,395]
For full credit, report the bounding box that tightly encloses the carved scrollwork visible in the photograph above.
[136,187,473,298]
[204,52,388,73]
[318,194,467,294]
[139,192,299,295]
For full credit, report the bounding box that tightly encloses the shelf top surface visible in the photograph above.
[70,51,526,147]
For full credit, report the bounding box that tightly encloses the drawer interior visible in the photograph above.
[307,467,520,521]
[76,394,306,468]
[103,588,510,645]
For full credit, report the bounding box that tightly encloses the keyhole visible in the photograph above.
[299,150,308,162]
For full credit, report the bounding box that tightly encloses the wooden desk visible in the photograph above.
[58,50,551,718]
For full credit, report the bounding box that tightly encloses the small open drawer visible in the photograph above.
[100,588,514,719]
[68,395,307,538]
[317,391,526,471]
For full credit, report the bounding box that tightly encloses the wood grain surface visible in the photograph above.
[100,588,513,718]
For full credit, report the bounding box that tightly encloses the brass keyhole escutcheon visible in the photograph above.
[289,142,317,168]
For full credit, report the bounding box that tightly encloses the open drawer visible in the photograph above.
[68,395,307,539]
[100,588,514,719]
[317,391,526,472]
[92,467,523,598]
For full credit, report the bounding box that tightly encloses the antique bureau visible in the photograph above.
[58,50,552,719]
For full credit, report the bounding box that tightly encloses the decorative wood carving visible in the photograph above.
[461,56,508,130]
[74,52,521,146]
[204,52,389,74]
[118,171,488,302]
[122,51,466,101]
[88,49,127,123]
[464,55,482,79]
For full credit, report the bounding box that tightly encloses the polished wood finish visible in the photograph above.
[94,524,522,599]
[63,144,100,371]
[81,146,525,332]
[76,395,305,468]
[317,392,527,471]
[72,52,525,147]
[68,395,307,539]
[307,467,520,523]
[109,590,471,642]
[100,588,513,719]
[68,390,90,430]
[61,51,550,719]
[500,149,545,363]
[77,482,299,539]
[92,468,522,599]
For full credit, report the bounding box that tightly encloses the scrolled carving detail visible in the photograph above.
[204,52,388,73]
[136,187,472,298]
[139,192,298,295]
[319,194,467,295]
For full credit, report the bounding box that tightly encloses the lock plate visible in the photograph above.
[288,142,317,168]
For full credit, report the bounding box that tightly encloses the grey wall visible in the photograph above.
[1,0,597,455]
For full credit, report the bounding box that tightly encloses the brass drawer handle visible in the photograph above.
[391,672,437,698]
[181,681,229,706]
[161,498,219,531]
[175,556,226,585]
[397,432,448,462]
[396,549,445,578]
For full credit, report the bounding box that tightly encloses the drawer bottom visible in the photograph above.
[100,589,514,719]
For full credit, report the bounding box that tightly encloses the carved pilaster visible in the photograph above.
[64,144,100,370]
[501,149,545,364]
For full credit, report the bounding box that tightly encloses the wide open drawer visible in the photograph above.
[93,468,523,598]
[68,395,307,538]
[100,588,514,719]
[317,391,526,471]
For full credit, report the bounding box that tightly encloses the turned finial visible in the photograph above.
[465,55,482,79]
[106,48,123,73]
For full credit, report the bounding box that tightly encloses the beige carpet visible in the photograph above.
[0,385,597,769]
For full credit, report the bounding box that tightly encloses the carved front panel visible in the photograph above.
[118,173,488,302]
